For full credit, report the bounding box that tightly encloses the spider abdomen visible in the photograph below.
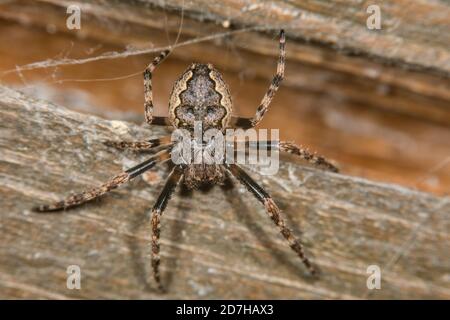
[169,63,233,130]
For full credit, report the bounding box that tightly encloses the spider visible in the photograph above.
[34,30,338,290]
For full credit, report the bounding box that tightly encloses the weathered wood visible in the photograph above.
[1,0,449,125]
[0,0,449,196]
[31,0,450,72]
[0,85,448,299]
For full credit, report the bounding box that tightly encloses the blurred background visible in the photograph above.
[0,0,449,195]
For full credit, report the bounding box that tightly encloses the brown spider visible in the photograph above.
[34,30,338,290]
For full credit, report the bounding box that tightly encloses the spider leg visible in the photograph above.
[279,141,338,172]
[144,50,171,125]
[149,116,172,126]
[103,136,172,151]
[229,30,285,129]
[150,165,184,290]
[236,140,338,172]
[33,149,172,212]
[225,163,317,275]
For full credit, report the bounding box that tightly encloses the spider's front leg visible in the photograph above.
[143,50,172,126]
[150,165,184,291]
[239,140,338,172]
[279,141,338,172]
[103,135,172,151]
[230,29,285,129]
[33,148,171,212]
[226,163,317,275]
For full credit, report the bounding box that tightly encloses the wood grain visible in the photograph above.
[0,0,449,195]
[1,0,449,123]
[0,86,448,299]
[38,0,450,72]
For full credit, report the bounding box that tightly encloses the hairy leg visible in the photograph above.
[103,136,172,151]
[33,149,171,212]
[229,30,285,129]
[150,165,184,290]
[279,141,338,172]
[144,50,171,125]
[226,163,317,275]
[229,140,338,172]
[150,116,172,126]
[233,140,338,172]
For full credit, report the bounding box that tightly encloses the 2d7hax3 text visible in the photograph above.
[176,304,274,317]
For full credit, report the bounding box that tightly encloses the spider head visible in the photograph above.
[169,63,232,131]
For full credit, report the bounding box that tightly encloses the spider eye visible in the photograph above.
[206,106,216,115]
[186,106,194,115]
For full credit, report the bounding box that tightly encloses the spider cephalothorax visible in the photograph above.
[34,30,338,291]
[169,63,232,131]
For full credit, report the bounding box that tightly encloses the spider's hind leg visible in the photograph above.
[226,163,317,275]
[150,165,184,291]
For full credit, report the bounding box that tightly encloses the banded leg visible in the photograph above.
[150,165,184,290]
[229,140,338,172]
[33,149,171,212]
[226,163,317,275]
[103,136,172,151]
[144,50,171,125]
[279,141,338,172]
[234,140,338,172]
[230,30,285,129]
[151,116,172,126]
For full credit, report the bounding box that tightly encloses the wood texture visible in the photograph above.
[0,0,449,195]
[0,85,449,299]
[35,0,450,72]
[2,0,450,123]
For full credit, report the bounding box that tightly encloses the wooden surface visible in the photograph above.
[0,1,449,195]
[0,85,449,299]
